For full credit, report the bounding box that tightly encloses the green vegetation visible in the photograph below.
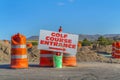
[82,38,91,46]
[81,36,114,47]
[27,40,38,46]
[31,41,38,46]
[97,36,107,46]
[97,36,114,47]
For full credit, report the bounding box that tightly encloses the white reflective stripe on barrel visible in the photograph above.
[115,47,120,50]
[40,54,53,57]
[114,53,120,55]
[11,55,27,59]
[12,45,26,48]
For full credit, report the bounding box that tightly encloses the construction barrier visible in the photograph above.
[40,51,77,67]
[115,42,120,58]
[77,41,81,49]
[27,43,33,48]
[40,50,54,67]
[77,41,81,52]
[112,42,120,58]
[39,27,78,67]
[11,33,28,69]
[63,54,77,66]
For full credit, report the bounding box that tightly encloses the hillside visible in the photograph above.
[27,34,120,41]
[27,36,39,40]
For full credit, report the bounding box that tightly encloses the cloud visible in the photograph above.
[68,0,75,3]
[57,2,65,6]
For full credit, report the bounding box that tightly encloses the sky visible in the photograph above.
[0,0,120,40]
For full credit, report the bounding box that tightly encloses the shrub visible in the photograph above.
[97,36,114,46]
[82,38,91,46]
[31,41,38,46]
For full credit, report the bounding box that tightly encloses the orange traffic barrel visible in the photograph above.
[63,54,77,66]
[78,41,81,49]
[114,42,120,58]
[11,33,28,69]
[40,50,54,67]
[27,43,33,48]
[112,42,116,52]
[115,42,120,53]
[77,41,81,51]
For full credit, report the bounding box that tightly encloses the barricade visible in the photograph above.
[40,50,53,67]
[63,54,77,66]
[114,42,120,58]
[11,33,28,69]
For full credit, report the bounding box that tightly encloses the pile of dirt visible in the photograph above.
[27,46,39,62]
[0,40,11,63]
[77,46,120,63]
[96,45,112,54]
[77,46,109,62]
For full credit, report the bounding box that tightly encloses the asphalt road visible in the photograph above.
[0,62,120,80]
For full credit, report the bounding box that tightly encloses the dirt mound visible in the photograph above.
[77,46,120,63]
[77,46,109,62]
[0,40,11,62]
[27,46,39,62]
[96,45,112,54]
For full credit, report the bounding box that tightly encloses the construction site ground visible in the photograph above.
[0,62,120,80]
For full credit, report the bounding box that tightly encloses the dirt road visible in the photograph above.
[0,62,120,80]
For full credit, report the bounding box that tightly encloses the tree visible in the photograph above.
[97,36,113,47]
[82,38,91,46]
[106,38,114,45]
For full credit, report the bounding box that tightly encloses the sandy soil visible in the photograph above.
[0,62,120,80]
